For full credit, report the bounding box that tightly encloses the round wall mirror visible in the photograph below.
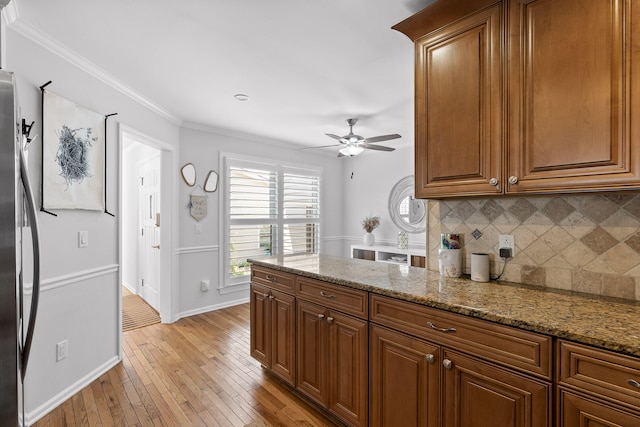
[388,175,426,233]
[181,163,196,187]
[203,170,218,192]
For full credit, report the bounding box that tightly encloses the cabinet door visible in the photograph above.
[370,325,440,427]
[508,0,640,193]
[250,283,271,367]
[415,3,503,198]
[559,389,640,427]
[327,310,368,427]
[270,289,296,386]
[296,299,328,406]
[443,350,551,427]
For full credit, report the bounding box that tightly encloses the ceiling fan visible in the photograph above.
[318,118,401,157]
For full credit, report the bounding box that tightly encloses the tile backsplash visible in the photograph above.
[427,193,640,300]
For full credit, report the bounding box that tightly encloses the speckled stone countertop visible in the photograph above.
[249,254,640,358]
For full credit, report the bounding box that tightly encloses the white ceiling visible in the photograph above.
[10,0,435,153]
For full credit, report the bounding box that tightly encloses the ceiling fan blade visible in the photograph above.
[325,133,346,142]
[363,134,401,143]
[301,143,342,150]
[361,143,395,152]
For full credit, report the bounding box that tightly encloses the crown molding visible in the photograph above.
[2,1,18,26]
[8,17,182,125]
[182,120,338,157]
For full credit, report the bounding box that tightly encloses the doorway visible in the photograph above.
[120,126,176,332]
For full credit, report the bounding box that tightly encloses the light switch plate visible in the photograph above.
[78,231,88,248]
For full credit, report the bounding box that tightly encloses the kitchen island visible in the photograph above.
[249,254,640,426]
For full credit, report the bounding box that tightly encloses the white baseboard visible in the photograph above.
[26,355,121,426]
[175,297,250,321]
[122,280,136,294]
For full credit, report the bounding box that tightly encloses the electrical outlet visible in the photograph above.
[499,234,515,256]
[201,279,210,292]
[56,340,68,362]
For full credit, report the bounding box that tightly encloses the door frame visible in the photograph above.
[118,124,177,344]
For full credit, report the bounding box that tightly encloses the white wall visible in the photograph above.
[5,6,414,424]
[6,27,180,424]
[176,125,345,317]
[341,144,425,252]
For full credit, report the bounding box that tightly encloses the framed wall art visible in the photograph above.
[41,90,105,211]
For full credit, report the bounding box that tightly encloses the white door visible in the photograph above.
[137,155,161,311]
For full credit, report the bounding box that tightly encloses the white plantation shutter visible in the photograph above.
[228,166,278,279]
[224,156,321,287]
[282,172,320,255]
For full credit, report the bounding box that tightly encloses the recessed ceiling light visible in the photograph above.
[234,94,249,101]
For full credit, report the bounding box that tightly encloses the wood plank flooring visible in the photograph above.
[33,303,335,427]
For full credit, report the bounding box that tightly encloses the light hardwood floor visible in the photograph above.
[33,303,335,427]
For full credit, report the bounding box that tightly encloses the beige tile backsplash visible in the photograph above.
[427,193,640,300]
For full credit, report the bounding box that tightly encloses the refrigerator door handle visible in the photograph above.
[19,149,40,381]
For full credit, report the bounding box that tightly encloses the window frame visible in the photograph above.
[220,152,322,291]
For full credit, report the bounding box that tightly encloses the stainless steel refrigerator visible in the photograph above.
[0,70,41,426]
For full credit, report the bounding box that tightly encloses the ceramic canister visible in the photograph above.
[438,248,462,278]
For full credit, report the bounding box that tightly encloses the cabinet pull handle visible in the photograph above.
[508,176,519,185]
[327,317,334,324]
[320,291,336,299]
[628,379,640,389]
[263,293,270,298]
[265,275,277,282]
[443,359,453,370]
[489,178,499,186]
[425,354,435,364]
[318,314,325,320]
[268,295,274,301]
[427,321,457,333]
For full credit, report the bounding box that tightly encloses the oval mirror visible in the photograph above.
[181,163,196,187]
[203,170,218,192]
[388,175,426,233]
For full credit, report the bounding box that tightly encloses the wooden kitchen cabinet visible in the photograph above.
[557,340,640,425]
[394,0,640,199]
[411,2,503,198]
[507,0,640,194]
[558,390,640,426]
[296,299,368,427]
[442,350,551,427]
[249,267,296,386]
[369,293,552,426]
[370,325,440,427]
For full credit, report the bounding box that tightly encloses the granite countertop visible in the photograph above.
[249,253,640,358]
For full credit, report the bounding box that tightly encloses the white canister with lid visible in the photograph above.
[470,253,490,282]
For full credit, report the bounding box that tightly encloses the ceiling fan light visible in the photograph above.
[339,145,365,156]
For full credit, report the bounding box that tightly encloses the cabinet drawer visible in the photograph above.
[251,266,295,293]
[370,294,552,379]
[558,340,640,410]
[296,277,368,319]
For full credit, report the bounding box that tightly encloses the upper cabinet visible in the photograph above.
[394,0,640,198]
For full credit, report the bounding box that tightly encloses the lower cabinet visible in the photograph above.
[557,340,640,426]
[250,266,640,427]
[558,389,640,426]
[370,325,550,427]
[370,325,440,427]
[442,350,550,427]
[249,283,296,385]
[297,299,368,427]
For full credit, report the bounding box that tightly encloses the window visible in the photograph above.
[223,155,321,287]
